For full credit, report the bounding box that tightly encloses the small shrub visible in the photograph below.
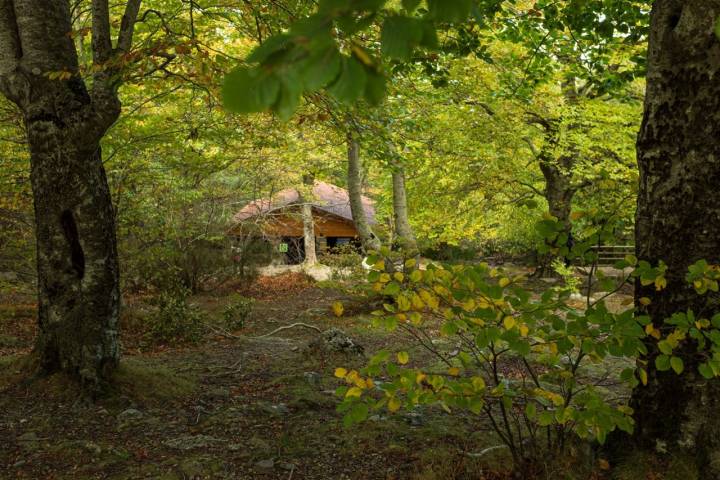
[320,244,364,277]
[222,294,254,330]
[551,257,581,294]
[147,283,203,343]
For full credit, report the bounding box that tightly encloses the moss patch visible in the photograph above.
[613,451,698,480]
[111,356,198,405]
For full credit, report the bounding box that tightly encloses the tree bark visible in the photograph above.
[347,131,380,252]
[391,161,416,251]
[0,0,141,389]
[301,174,317,265]
[627,2,720,477]
[301,203,317,265]
[530,115,578,275]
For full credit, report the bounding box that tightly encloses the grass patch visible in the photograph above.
[111,356,198,405]
[613,450,698,480]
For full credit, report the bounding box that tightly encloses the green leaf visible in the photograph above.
[299,47,342,90]
[670,356,684,375]
[327,56,367,103]
[699,362,714,379]
[402,0,421,11]
[427,0,472,22]
[222,67,280,113]
[246,34,291,63]
[364,69,387,105]
[381,15,423,61]
[274,69,304,121]
[655,354,671,371]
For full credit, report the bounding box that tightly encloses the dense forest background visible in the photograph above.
[5,1,720,479]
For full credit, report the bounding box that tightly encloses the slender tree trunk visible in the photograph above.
[0,0,141,389]
[301,174,317,265]
[391,162,416,251]
[627,2,720,477]
[301,203,317,265]
[347,131,380,252]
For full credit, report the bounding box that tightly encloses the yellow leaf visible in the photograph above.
[639,297,652,306]
[499,277,511,288]
[393,272,405,282]
[354,377,367,389]
[598,459,610,470]
[332,301,344,317]
[366,378,375,389]
[397,295,411,312]
[415,372,427,384]
[448,367,461,376]
[374,260,386,271]
[639,368,648,386]
[570,211,584,221]
[397,351,409,365]
[503,316,516,330]
[694,280,704,290]
[411,294,425,310]
[644,324,654,335]
[334,368,347,378]
[655,277,667,291]
[696,319,711,329]
[388,397,401,412]
[409,312,422,325]
[379,273,391,283]
[471,377,485,390]
[351,44,373,66]
[519,324,529,337]
[345,387,363,398]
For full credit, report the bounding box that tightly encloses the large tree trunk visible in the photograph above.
[628,2,720,477]
[391,162,416,251]
[347,132,380,252]
[533,117,577,276]
[31,133,120,385]
[0,0,141,390]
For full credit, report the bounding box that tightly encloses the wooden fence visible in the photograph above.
[590,245,635,265]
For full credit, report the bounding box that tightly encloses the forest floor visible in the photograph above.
[0,269,643,480]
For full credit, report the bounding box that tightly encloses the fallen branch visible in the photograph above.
[202,322,242,339]
[253,323,322,338]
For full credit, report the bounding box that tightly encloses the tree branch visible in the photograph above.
[0,0,21,100]
[117,0,142,53]
[92,0,112,64]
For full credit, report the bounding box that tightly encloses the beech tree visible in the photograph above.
[0,0,142,389]
[629,2,720,477]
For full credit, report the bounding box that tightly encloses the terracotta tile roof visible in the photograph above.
[233,180,376,224]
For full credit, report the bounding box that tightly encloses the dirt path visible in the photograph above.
[0,281,506,480]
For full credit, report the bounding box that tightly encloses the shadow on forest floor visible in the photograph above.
[0,271,687,480]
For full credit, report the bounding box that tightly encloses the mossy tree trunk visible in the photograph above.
[347,131,380,253]
[627,2,720,477]
[527,115,579,276]
[0,0,142,390]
